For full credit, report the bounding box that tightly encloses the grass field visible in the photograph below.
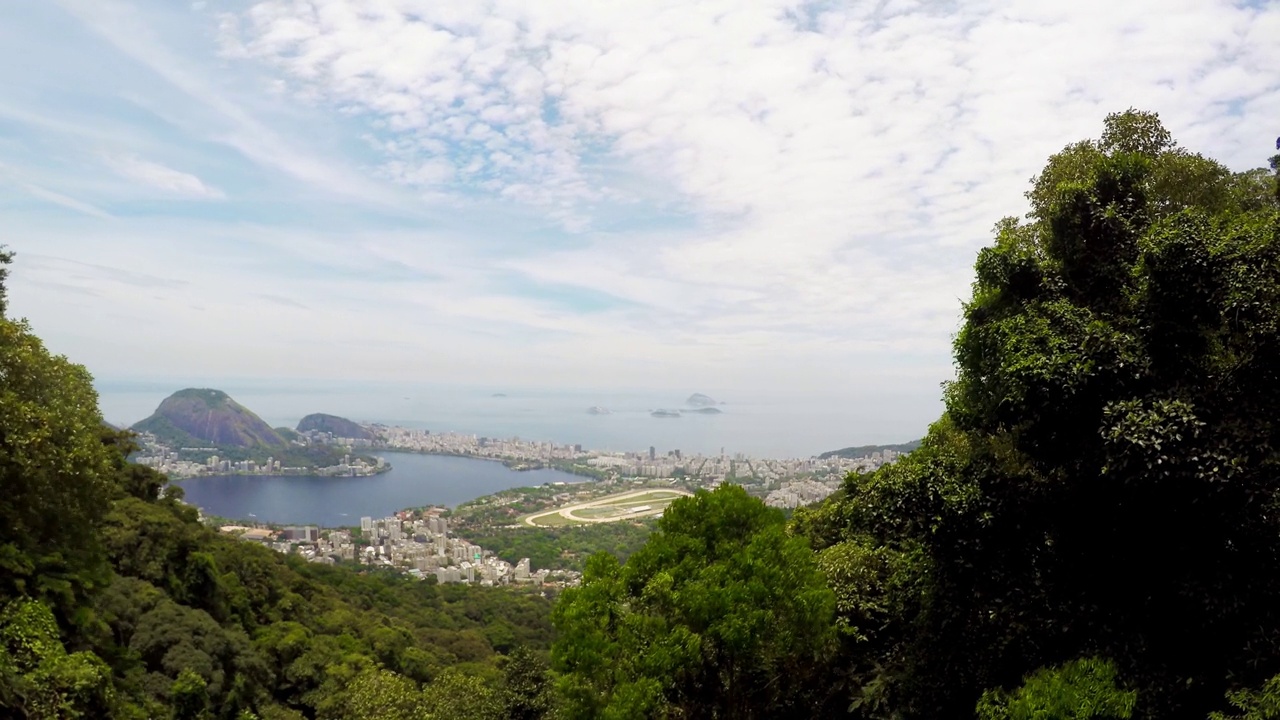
[522,488,693,527]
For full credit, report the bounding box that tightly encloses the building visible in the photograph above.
[283,526,318,543]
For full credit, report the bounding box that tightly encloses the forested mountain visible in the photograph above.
[3,109,1280,719]
[296,414,375,441]
[133,389,286,449]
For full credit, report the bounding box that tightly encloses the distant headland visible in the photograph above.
[130,388,386,478]
[818,440,922,460]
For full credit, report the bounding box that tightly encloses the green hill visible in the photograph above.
[132,388,285,449]
[817,439,921,459]
[297,412,375,440]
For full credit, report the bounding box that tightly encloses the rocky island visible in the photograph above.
[686,393,721,407]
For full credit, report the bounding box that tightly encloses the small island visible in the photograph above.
[651,409,682,418]
[586,406,612,415]
[685,407,723,414]
[687,393,720,407]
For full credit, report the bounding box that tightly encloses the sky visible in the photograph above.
[3,0,1279,430]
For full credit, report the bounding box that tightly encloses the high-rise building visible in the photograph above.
[283,526,319,543]
[360,517,373,532]
[649,446,656,461]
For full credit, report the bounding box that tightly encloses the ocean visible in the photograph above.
[97,380,938,459]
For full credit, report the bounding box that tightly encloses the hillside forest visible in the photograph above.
[3,110,1280,719]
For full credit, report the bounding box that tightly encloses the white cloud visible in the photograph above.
[18,182,113,219]
[217,0,1280,363]
[103,154,224,199]
[4,0,1280,443]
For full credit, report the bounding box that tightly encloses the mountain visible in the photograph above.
[817,439,922,460]
[687,393,719,407]
[131,388,286,449]
[296,413,374,440]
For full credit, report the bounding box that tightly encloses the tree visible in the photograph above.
[171,669,211,720]
[420,668,501,720]
[977,658,1135,720]
[553,484,836,718]
[0,598,115,718]
[0,246,11,317]
[0,310,118,616]
[336,669,426,720]
[802,110,1280,718]
[1212,673,1280,720]
[499,646,556,720]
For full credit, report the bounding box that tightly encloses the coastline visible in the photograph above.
[370,446,608,482]
[167,462,394,481]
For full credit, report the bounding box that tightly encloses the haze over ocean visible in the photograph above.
[97,380,935,459]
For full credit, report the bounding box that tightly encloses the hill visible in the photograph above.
[686,393,718,406]
[297,412,375,440]
[132,388,285,448]
[817,439,921,459]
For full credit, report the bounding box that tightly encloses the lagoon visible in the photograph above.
[173,451,585,527]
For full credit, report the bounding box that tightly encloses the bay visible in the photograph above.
[173,451,586,527]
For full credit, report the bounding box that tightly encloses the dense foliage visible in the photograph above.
[793,110,1280,718]
[0,275,558,718]
[463,521,656,572]
[552,484,837,718]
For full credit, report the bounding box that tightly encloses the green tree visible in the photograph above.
[0,598,115,718]
[421,668,500,720]
[0,306,118,617]
[802,110,1280,718]
[499,646,556,720]
[170,668,211,720]
[1212,673,1280,720]
[553,484,836,718]
[977,658,1135,720]
[336,669,426,720]
[0,246,11,317]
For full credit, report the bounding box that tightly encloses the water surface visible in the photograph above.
[175,451,585,526]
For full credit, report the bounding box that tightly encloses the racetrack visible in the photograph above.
[523,488,692,527]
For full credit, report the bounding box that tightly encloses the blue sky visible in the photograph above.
[4,0,1279,430]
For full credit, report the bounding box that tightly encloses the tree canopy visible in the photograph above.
[552,484,836,718]
[796,109,1280,718]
